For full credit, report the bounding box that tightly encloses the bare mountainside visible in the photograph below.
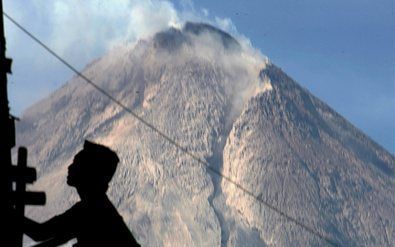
[17,22,394,246]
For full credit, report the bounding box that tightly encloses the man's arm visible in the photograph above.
[22,205,78,244]
[23,216,58,242]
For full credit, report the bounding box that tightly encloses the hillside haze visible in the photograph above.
[17,22,395,246]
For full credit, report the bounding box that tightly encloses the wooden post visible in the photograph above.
[11,148,46,246]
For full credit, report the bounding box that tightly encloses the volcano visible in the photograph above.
[16,22,394,246]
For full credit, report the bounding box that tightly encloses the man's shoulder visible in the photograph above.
[59,201,84,218]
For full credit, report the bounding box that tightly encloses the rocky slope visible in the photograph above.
[16,22,394,246]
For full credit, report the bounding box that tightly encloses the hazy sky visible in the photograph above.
[3,0,395,154]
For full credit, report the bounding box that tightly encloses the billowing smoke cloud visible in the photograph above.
[6,0,249,65]
[4,0,261,114]
[49,0,184,61]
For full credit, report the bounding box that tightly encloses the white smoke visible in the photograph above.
[5,0,254,65]
[39,0,182,63]
[4,0,267,115]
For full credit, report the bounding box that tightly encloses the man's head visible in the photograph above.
[67,140,119,193]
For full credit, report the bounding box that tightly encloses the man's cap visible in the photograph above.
[81,140,119,185]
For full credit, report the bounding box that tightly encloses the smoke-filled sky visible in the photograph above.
[3,0,395,155]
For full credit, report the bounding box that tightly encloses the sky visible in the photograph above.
[3,0,395,155]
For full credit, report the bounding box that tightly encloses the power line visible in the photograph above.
[3,12,339,247]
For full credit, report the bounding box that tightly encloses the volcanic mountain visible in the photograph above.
[16,22,394,246]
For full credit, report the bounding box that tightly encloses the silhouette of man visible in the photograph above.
[22,140,140,246]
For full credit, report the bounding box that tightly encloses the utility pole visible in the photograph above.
[1,2,46,246]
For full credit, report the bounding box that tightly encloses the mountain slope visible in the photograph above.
[222,64,394,246]
[16,22,394,246]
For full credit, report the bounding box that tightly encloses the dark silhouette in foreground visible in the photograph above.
[23,140,140,246]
